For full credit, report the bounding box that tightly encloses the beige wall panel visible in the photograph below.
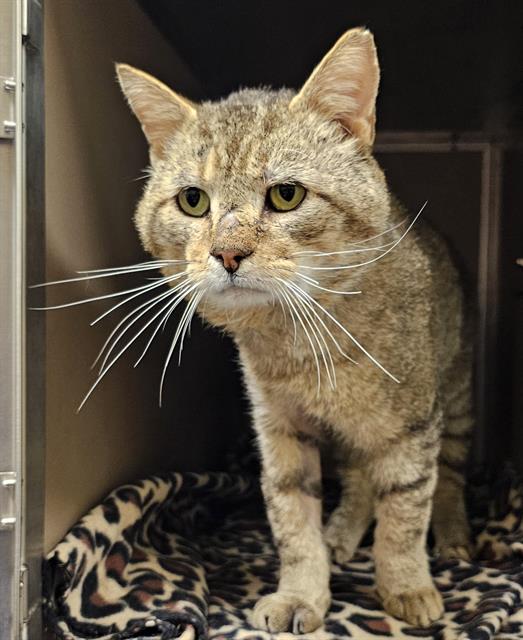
[44,0,201,550]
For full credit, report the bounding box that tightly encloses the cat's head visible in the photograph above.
[117,28,390,311]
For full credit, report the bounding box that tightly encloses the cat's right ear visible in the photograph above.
[116,63,196,165]
[289,28,380,148]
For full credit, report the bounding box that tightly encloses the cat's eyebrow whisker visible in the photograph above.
[298,202,427,272]
[90,271,188,326]
[285,279,400,384]
[276,284,322,395]
[158,285,203,406]
[279,278,357,364]
[77,281,199,412]
[132,171,153,182]
[296,272,362,295]
[96,279,192,374]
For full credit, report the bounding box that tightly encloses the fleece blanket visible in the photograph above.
[44,470,523,640]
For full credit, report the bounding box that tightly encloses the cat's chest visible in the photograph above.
[239,337,403,449]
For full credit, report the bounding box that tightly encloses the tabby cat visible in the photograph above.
[116,28,473,632]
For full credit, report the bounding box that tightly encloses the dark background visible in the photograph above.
[139,0,522,132]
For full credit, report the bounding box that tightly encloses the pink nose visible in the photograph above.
[211,249,252,273]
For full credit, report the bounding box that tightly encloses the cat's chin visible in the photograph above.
[205,285,273,309]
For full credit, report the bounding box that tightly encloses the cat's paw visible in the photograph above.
[379,585,444,627]
[251,592,324,634]
[324,522,360,564]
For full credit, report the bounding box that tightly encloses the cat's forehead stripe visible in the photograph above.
[201,146,217,183]
[196,105,281,186]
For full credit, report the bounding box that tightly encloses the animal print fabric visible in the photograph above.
[44,470,523,640]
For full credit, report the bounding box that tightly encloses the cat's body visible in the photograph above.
[117,28,473,632]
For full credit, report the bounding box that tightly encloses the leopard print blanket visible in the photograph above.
[44,470,523,640]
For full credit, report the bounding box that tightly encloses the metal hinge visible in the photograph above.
[0,471,17,528]
[1,76,17,140]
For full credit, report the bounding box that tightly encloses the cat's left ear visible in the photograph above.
[116,63,197,165]
[290,28,380,147]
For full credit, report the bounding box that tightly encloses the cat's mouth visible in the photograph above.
[206,275,273,307]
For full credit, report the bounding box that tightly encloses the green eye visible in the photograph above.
[268,183,306,212]
[177,187,210,217]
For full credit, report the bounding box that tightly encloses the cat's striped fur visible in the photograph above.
[117,27,473,632]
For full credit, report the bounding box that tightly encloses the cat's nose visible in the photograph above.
[211,249,252,273]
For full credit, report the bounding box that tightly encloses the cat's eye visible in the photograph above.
[177,187,210,217]
[268,183,306,212]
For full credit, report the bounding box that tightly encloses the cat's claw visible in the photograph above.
[324,521,362,564]
[251,592,324,634]
[379,585,444,627]
[436,543,473,561]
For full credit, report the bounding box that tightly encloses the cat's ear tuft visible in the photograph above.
[115,63,197,164]
[290,28,380,147]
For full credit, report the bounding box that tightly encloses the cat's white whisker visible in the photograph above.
[160,292,184,332]
[347,217,408,245]
[177,289,205,366]
[291,290,337,389]
[92,284,182,370]
[292,241,393,258]
[173,290,199,369]
[285,280,400,383]
[29,261,184,289]
[132,293,184,368]
[274,283,296,343]
[135,281,204,369]
[291,217,409,258]
[31,268,163,289]
[299,202,427,271]
[76,259,191,274]
[90,271,188,326]
[281,279,358,365]
[76,281,199,413]
[276,284,322,394]
[272,284,290,332]
[97,280,192,374]
[296,272,361,295]
[159,276,201,333]
[158,284,203,406]
[30,273,177,311]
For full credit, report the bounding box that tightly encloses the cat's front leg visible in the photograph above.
[325,465,374,563]
[370,440,444,628]
[250,407,330,634]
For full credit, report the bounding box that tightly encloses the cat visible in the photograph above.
[116,27,473,632]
